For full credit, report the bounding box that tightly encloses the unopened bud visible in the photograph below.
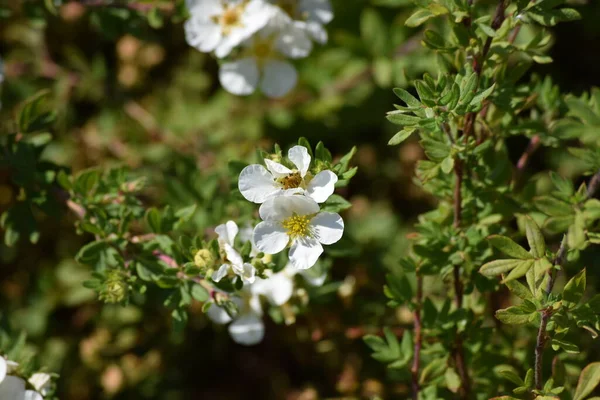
[194,249,215,268]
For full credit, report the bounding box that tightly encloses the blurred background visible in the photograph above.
[1,0,600,398]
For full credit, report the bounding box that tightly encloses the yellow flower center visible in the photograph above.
[277,171,303,190]
[282,214,311,237]
[250,36,275,61]
[212,4,244,35]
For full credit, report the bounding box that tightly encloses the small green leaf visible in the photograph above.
[388,128,416,145]
[480,259,523,276]
[551,338,580,354]
[502,260,535,282]
[191,283,209,302]
[535,196,573,217]
[488,235,533,259]
[525,216,546,258]
[563,269,586,304]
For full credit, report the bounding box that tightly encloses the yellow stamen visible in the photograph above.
[282,214,311,237]
[277,172,303,190]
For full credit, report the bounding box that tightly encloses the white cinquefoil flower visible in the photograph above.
[218,16,311,98]
[271,0,333,44]
[253,195,344,269]
[212,221,256,284]
[185,0,273,58]
[239,145,337,203]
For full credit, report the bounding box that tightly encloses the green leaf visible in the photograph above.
[392,88,422,109]
[535,196,573,217]
[505,279,534,300]
[551,338,580,354]
[440,156,454,174]
[389,128,416,145]
[574,362,600,400]
[487,235,533,259]
[405,9,436,27]
[525,216,546,258]
[146,208,162,234]
[361,8,388,56]
[386,111,420,126]
[563,269,586,304]
[191,283,209,302]
[502,260,535,283]
[480,259,523,276]
[321,194,352,213]
[421,139,450,162]
[496,306,535,325]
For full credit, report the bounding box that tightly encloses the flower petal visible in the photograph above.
[215,220,238,246]
[241,263,256,283]
[288,145,311,177]
[253,221,289,254]
[306,170,337,202]
[228,313,265,345]
[185,0,222,16]
[206,302,233,324]
[252,272,294,305]
[264,159,292,178]
[184,19,222,53]
[289,237,323,269]
[0,357,6,383]
[219,58,259,96]
[259,59,298,99]
[310,212,344,245]
[223,243,244,267]
[0,376,25,399]
[305,20,328,44]
[24,390,43,400]
[258,195,320,221]
[212,264,230,282]
[239,164,279,203]
[28,373,51,396]
[276,22,312,59]
[300,0,333,24]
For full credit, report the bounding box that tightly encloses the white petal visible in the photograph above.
[253,221,289,254]
[306,170,337,202]
[28,373,51,395]
[305,21,328,44]
[258,195,320,221]
[242,263,256,283]
[0,376,25,399]
[228,313,265,345]
[24,390,43,400]
[288,146,311,177]
[289,237,323,269]
[185,0,222,16]
[276,22,312,59]
[259,60,297,99]
[264,159,293,178]
[299,268,327,286]
[311,212,344,245]
[219,58,259,96]
[223,243,244,267]
[242,0,276,30]
[238,164,280,203]
[300,0,333,24]
[266,273,294,305]
[206,302,233,324]
[0,357,6,383]
[212,264,230,282]
[5,361,18,375]
[215,220,238,246]
[184,19,222,53]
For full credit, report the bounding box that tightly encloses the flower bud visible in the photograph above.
[194,249,215,269]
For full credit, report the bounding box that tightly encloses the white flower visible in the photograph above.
[24,390,43,400]
[218,16,311,98]
[29,373,51,396]
[271,0,333,44]
[212,221,256,284]
[253,195,344,269]
[206,288,264,345]
[184,0,273,58]
[0,375,26,399]
[239,145,338,204]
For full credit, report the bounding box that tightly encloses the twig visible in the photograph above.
[78,0,175,13]
[534,169,600,389]
[411,275,423,400]
[513,134,541,185]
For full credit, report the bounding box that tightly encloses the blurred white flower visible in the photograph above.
[253,195,344,269]
[239,145,337,203]
[29,373,51,396]
[218,17,311,98]
[212,221,256,284]
[206,288,264,345]
[0,357,43,400]
[271,0,333,44]
[24,390,43,400]
[185,0,273,58]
